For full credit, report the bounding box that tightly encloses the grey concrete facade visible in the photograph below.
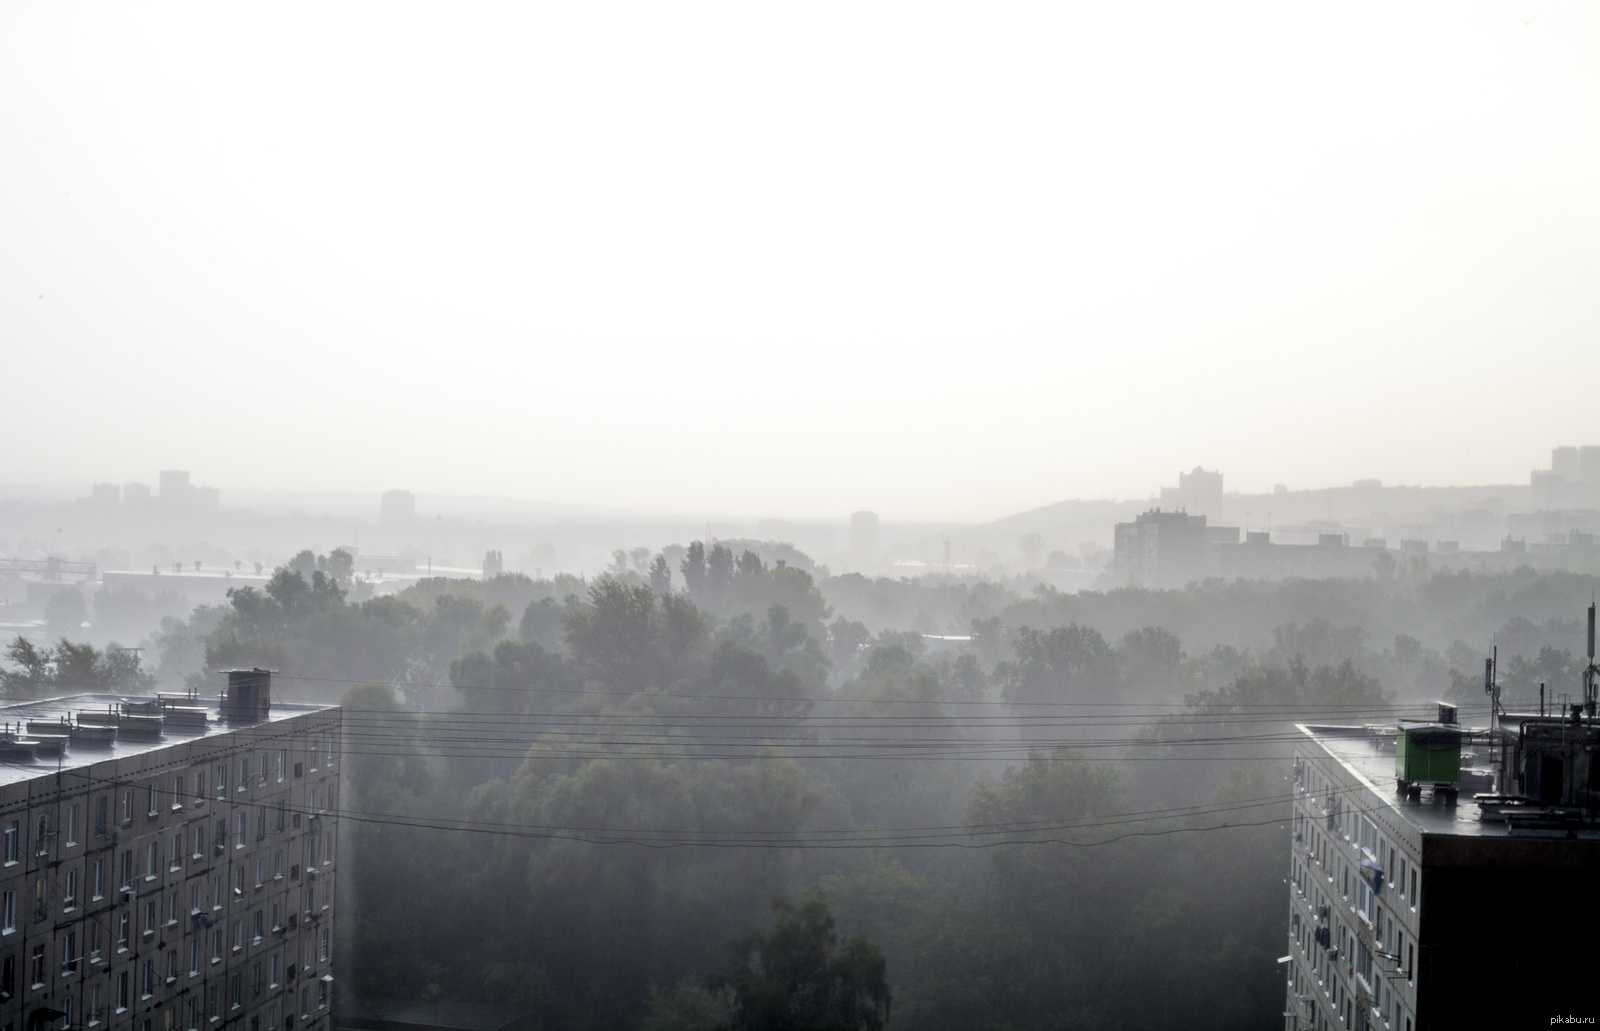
[0,695,340,1031]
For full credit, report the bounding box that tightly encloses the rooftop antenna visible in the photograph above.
[1585,601,1597,718]
[1484,644,1499,731]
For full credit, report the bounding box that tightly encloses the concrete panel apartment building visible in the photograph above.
[0,672,340,1031]
[1286,708,1600,1030]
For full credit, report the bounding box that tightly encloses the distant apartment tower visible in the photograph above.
[849,511,879,552]
[1286,701,1600,1030]
[159,470,191,499]
[156,471,219,514]
[123,483,152,503]
[380,490,415,526]
[1157,466,1223,519]
[0,671,340,1030]
[90,484,120,505]
[1113,509,1209,587]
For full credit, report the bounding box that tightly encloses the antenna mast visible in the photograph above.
[1585,602,1597,718]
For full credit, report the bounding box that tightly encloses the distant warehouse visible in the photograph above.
[0,672,340,1031]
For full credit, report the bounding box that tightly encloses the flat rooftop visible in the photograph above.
[1298,722,1600,841]
[0,693,337,788]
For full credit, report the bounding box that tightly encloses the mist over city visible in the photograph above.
[3,4,1599,1030]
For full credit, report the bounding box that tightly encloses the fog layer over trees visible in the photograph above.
[8,545,1592,1029]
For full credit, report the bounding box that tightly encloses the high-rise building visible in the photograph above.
[849,511,879,553]
[0,673,340,1030]
[158,471,192,500]
[1285,703,1600,1030]
[1157,466,1224,519]
[379,491,415,526]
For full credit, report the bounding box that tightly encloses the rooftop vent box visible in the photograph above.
[222,669,273,723]
[1396,722,1462,786]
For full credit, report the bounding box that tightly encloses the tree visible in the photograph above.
[711,895,890,1031]
[1018,533,1045,569]
[650,555,673,596]
[1,638,53,699]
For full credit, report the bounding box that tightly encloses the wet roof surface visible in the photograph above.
[1297,723,1600,840]
[0,693,336,788]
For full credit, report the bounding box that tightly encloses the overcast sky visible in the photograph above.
[3,2,1596,521]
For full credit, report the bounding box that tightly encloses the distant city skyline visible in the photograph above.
[3,3,1596,522]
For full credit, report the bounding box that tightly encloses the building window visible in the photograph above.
[172,775,184,809]
[2,889,14,933]
[116,969,130,1010]
[270,953,280,988]
[60,996,72,1030]
[232,919,243,952]
[120,849,133,889]
[147,783,158,817]
[230,972,242,1009]
[34,878,46,921]
[277,750,287,783]
[189,938,201,975]
[216,818,227,852]
[65,804,78,846]
[88,984,99,1024]
[34,814,48,856]
[122,789,134,822]
[2,820,15,864]
[63,869,77,909]
[255,859,264,889]
[167,891,179,925]
[319,927,329,963]
[211,929,222,963]
[272,901,282,930]
[195,774,205,804]
[217,763,227,794]
[193,824,204,859]
[171,834,183,870]
[143,899,156,936]
[253,909,264,943]
[30,944,45,988]
[238,759,248,791]
[275,851,284,880]
[117,911,129,949]
[95,796,108,838]
[191,882,203,915]
[62,930,78,973]
[141,958,154,998]
[166,949,177,982]
[236,813,247,849]
[146,840,159,879]
[92,858,103,900]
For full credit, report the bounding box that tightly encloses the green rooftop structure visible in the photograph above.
[1395,705,1462,801]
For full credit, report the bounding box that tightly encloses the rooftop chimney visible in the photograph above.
[222,669,273,723]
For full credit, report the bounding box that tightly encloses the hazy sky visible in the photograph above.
[4,2,1597,521]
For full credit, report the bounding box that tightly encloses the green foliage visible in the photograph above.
[0,636,156,698]
[639,979,735,1031]
[710,895,890,1031]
